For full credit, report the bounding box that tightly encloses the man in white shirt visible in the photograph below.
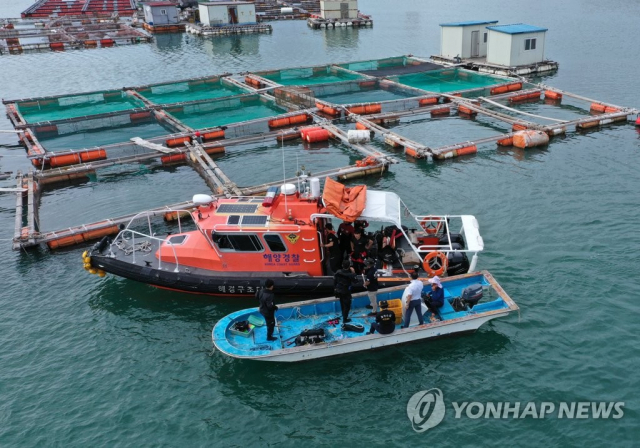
[403,271,425,328]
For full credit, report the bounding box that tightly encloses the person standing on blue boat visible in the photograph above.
[257,279,278,342]
[334,260,358,324]
[424,276,444,319]
[403,271,425,328]
[368,300,396,335]
[363,258,379,316]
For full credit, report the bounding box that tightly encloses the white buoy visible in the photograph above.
[309,177,321,198]
[193,194,214,206]
[347,129,371,143]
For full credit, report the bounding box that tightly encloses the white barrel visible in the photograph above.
[347,129,371,143]
[281,183,297,195]
[193,194,214,206]
[280,7,293,14]
[309,177,321,198]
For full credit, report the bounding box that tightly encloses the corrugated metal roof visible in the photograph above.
[440,20,498,27]
[143,1,177,6]
[486,23,548,35]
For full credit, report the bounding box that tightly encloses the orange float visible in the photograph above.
[79,149,107,162]
[355,122,368,131]
[50,154,81,167]
[423,252,448,276]
[161,153,187,165]
[430,107,450,117]
[590,103,606,113]
[305,129,330,143]
[512,123,528,132]
[419,97,438,107]
[129,111,152,122]
[497,137,513,146]
[544,90,562,101]
[202,130,225,141]
[165,136,191,148]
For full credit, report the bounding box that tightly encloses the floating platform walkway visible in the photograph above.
[3,55,639,250]
[0,16,151,55]
[185,23,272,37]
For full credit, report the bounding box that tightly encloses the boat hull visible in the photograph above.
[212,271,519,361]
[216,312,507,362]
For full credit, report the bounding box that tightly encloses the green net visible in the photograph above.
[392,68,505,93]
[17,91,144,123]
[258,66,364,86]
[137,78,248,105]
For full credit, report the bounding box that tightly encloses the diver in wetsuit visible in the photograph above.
[333,260,358,324]
[257,279,278,341]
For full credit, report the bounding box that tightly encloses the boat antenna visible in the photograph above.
[282,132,287,215]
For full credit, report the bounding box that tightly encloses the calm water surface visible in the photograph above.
[1,0,639,446]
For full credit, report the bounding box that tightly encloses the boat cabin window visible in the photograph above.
[167,235,187,245]
[263,234,287,252]
[213,233,264,252]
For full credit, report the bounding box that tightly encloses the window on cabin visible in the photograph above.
[213,233,263,252]
[264,234,287,252]
[160,9,167,15]
[483,33,487,43]
[525,38,537,51]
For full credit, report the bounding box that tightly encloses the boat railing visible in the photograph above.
[114,228,181,273]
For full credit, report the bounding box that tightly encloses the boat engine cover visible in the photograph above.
[462,283,483,307]
[446,251,470,276]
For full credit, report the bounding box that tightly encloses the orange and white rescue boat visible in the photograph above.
[87,177,484,297]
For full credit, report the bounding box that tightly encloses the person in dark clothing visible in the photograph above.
[350,230,372,274]
[333,260,358,323]
[337,221,355,259]
[363,258,379,315]
[256,279,278,341]
[323,223,342,273]
[368,300,396,335]
[424,276,444,319]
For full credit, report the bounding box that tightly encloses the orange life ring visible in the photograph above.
[423,251,448,276]
[420,216,443,235]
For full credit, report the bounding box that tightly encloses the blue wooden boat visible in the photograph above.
[212,271,518,362]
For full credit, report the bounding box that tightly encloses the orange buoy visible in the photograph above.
[205,146,225,155]
[455,145,478,156]
[544,90,562,101]
[129,111,152,122]
[50,154,81,167]
[635,117,640,126]
[268,117,291,128]
[364,104,381,114]
[83,225,119,241]
[49,42,65,51]
[604,106,620,113]
[347,105,366,115]
[430,107,450,117]
[359,81,376,88]
[509,92,541,103]
[288,114,309,125]
[202,130,225,141]
[490,85,509,95]
[35,124,58,135]
[507,82,523,92]
[419,97,438,107]
[100,39,115,47]
[497,137,513,146]
[512,123,528,132]
[420,216,443,235]
[423,252,448,276]
[79,149,107,162]
[300,126,323,140]
[47,234,86,249]
[161,153,187,165]
[443,93,462,103]
[355,122,368,131]
[512,130,550,149]
[305,129,330,143]
[165,136,191,148]
[277,132,300,142]
[458,105,476,115]
[590,103,606,113]
[577,120,600,130]
[315,102,340,116]
[404,147,418,158]
[84,40,97,47]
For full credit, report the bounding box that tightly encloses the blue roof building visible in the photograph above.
[439,20,499,59]
[486,23,549,67]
